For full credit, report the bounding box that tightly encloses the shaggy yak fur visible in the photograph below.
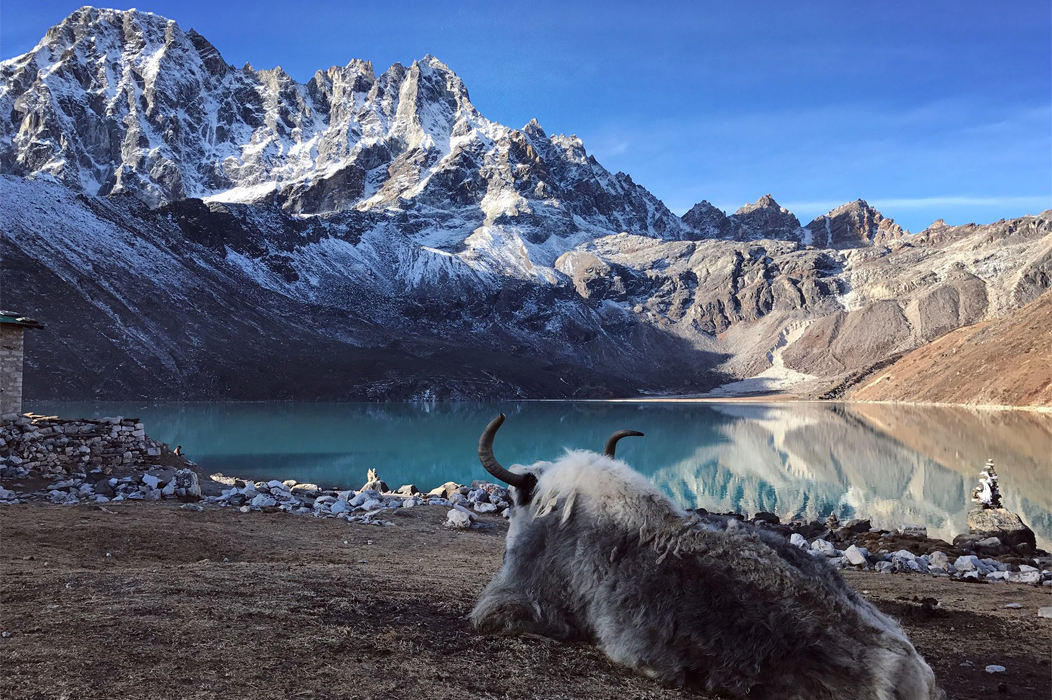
[471,421,943,700]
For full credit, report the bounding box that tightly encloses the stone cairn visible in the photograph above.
[971,459,1001,509]
[966,458,1036,555]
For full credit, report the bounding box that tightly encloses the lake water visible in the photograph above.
[28,400,1052,548]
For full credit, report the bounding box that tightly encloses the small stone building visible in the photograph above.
[0,311,44,415]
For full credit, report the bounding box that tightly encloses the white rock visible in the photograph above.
[928,551,949,569]
[843,545,868,567]
[142,474,161,489]
[401,498,420,508]
[897,523,927,538]
[953,555,983,572]
[1038,607,1052,618]
[891,549,916,561]
[350,490,380,507]
[1007,570,1040,585]
[250,494,277,508]
[810,539,838,557]
[789,533,807,548]
[445,509,473,530]
[453,503,478,520]
[985,665,1005,674]
[1004,603,1023,609]
[474,502,498,514]
[329,500,349,515]
[1019,564,1038,572]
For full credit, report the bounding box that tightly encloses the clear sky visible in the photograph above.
[2,1,1050,230]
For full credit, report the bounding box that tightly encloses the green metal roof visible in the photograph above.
[0,311,44,329]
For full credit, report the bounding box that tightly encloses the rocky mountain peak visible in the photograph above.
[682,200,732,239]
[729,194,804,242]
[734,193,783,214]
[805,199,906,248]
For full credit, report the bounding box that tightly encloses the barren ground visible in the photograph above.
[1,503,1050,700]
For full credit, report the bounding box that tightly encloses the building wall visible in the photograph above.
[1,325,26,415]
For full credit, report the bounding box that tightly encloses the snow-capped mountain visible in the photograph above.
[2,7,1050,403]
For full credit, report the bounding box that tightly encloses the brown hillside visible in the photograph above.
[849,292,1052,407]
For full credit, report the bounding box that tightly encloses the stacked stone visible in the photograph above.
[0,414,164,478]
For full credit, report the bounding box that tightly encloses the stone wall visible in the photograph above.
[0,414,170,478]
[0,325,25,414]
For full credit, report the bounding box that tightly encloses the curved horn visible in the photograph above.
[478,413,531,489]
[604,430,644,457]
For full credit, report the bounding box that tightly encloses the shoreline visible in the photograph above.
[28,395,1052,413]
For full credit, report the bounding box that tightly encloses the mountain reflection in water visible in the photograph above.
[30,400,1052,548]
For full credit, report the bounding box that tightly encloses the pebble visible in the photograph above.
[1003,603,1023,609]
[985,665,1006,674]
[1039,607,1052,619]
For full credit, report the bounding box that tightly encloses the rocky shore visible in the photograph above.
[2,414,1049,590]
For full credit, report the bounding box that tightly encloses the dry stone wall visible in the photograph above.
[0,413,168,478]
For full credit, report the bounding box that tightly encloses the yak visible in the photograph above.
[470,414,943,700]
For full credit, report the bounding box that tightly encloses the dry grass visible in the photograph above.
[1,503,1049,699]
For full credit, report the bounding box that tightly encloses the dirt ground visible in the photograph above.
[1,503,1049,700]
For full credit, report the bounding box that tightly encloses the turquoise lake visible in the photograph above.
[28,400,1052,548]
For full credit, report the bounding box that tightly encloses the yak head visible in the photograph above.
[476,412,643,508]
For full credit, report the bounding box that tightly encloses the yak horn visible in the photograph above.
[478,413,531,490]
[604,430,644,457]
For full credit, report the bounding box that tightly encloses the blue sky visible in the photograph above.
[2,1,1050,230]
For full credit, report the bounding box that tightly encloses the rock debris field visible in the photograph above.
[2,414,1051,698]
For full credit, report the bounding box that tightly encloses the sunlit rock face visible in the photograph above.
[2,8,1051,401]
[804,199,906,249]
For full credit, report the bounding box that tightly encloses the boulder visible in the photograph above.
[968,507,1036,550]
[361,468,389,493]
[897,523,927,538]
[752,511,780,525]
[445,509,473,530]
[172,469,201,501]
[810,539,838,557]
[250,494,277,508]
[428,481,462,499]
[396,484,420,496]
[843,545,868,567]
[789,533,807,548]
[844,519,871,534]
[350,490,381,507]
[1006,570,1040,586]
[953,555,985,573]
[928,551,949,570]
